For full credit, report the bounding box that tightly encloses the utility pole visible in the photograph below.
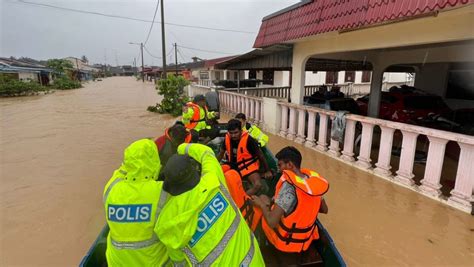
[133,58,137,75]
[174,43,178,75]
[160,0,167,78]
[140,43,145,82]
[104,48,107,77]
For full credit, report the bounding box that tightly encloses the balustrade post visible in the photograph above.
[394,131,419,186]
[328,116,341,157]
[305,111,317,148]
[249,99,255,122]
[316,114,329,152]
[419,136,449,198]
[279,105,289,137]
[255,101,261,125]
[245,98,251,118]
[239,96,243,113]
[295,108,307,144]
[341,119,356,162]
[374,126,396,177]
[448,143,474,212]
[287,107,297,140]
[355,122,374,169]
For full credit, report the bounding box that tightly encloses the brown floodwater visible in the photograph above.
[1,77,473,266]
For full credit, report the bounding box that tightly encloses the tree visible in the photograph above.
[46,59,73,75]
[148,75,190,116]
[81,55,88,63]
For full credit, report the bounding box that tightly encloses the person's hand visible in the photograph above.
[263,170,273,180]
[250,195,265,209]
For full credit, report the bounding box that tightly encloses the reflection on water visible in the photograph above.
[1,77,472,266]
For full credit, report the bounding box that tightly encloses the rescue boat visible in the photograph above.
[80,92,345,266]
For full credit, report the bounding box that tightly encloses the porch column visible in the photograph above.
[367,67,384,118]
[223,70,228,81]
[290,53,307,104]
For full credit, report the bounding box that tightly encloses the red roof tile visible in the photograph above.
[254,0,473,48]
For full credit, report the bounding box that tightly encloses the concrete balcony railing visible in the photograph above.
[197,79,214,87]
[276,101,474,213]
[225,86,291,100]
[218,90,264,124]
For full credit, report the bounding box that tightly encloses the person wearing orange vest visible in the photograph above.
[223,167,262,231]
[251,146,329,253]
[182,95,219,142]
[217,119,273,196]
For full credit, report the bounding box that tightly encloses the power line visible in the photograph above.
[166,46,174,58]
[177,45,237,55]
[144,0,160,45]
[143,45,162,59]
[16,0,256,34]
[177,48,187,63]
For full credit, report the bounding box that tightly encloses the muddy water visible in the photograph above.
[0,77,472,266]
[0,77,177,266]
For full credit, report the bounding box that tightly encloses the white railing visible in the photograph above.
[218,90,264,124]
[304,82,411,97]
[198,79,214,87]
[186,84,213,97]
[224,86,290,100]
[276,101,474,213]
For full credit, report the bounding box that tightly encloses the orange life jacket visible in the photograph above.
[156,128,192,150]
[223,168,262,231]
[164,128,192,143]
[184,102,206,130]
[224,131,259,177]
[262,169,329,253]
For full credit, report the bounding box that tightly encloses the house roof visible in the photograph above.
[215,45,293,70]
[204,56,238,68]
[254,0,473,48]
[0,57,53,73]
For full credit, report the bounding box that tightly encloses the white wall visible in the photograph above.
[18,72,38,82]
[305,71,326,85]
[256,71,263,80]
[273,71,290,87]
[384,72,410,83]
[337,71,345,84]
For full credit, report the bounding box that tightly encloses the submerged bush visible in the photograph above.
[0,79,49,97]
[52,76,82,90]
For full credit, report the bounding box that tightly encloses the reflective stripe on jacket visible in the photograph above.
[245,124,268,147]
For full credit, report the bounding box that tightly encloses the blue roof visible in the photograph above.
[0,64,53,73]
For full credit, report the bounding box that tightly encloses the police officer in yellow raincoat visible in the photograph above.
[155,143,265,266]
[103,139,169,266]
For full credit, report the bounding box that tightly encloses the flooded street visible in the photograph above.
[0,77,176,266]
[1,77,473,266]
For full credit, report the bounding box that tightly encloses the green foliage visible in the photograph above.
[0,77,49,97]
[152,75,190,116]
[52,76,82,90]
[46,59,73,74]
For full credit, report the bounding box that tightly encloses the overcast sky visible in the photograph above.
[1,0,299,66]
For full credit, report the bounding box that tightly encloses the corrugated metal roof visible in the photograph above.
[204,56,238,68]
[254,0,473,48]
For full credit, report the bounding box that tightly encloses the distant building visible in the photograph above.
[0,57,53,85]
[64,57,99,81]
